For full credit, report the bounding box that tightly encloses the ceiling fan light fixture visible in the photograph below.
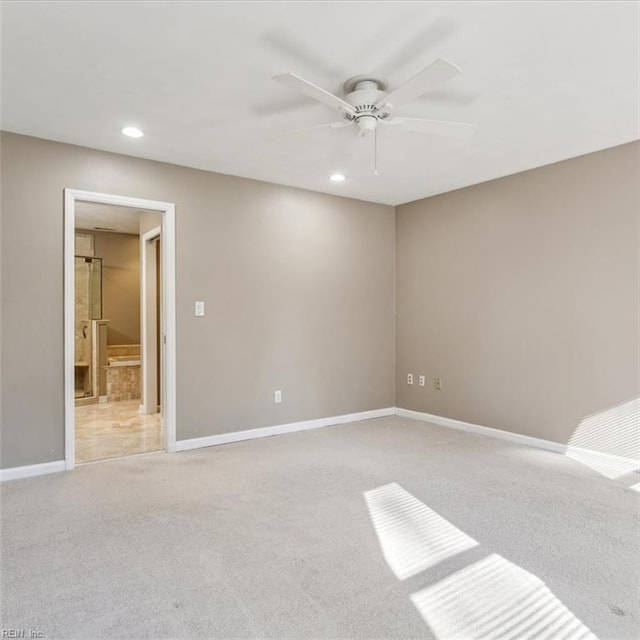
[329,173,346,183]
[356,115,377,137]
[121,126,144,138]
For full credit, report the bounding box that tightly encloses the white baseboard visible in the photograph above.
[175,407,395,452]
[0,460,66,482]
[3,407,634,481]
[395,407,567,454]
[395,408,639,471]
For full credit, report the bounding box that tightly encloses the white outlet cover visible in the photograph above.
[418,375,425,387]
[195,301,205,316]
[274,390,282,404]
[407,374,413,385]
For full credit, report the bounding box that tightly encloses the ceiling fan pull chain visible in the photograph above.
[374,126,379,176]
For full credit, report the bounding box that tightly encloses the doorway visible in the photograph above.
[64,190,176,468]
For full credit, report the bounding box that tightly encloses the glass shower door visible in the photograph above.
[74,256,102,399]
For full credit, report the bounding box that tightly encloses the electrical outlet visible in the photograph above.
[407,373,413,385]
[433,376,442,391]
[274,390,282,404]
[418,375,425,387]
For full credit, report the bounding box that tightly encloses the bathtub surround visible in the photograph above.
[105,362,140,402]
[105,344,142,402]
[107,345,142,357]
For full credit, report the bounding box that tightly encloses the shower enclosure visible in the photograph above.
[75,256,102,399]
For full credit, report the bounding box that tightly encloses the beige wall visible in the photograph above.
[76,229,141,345]
[0,132,395,468]
[396,141,639,446]
[1,130,636,469]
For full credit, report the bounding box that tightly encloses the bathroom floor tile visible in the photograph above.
[75,399,163,463]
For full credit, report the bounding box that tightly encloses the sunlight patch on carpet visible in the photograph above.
[411,553,597,640]
[566,398,639,479]
[364,482,478,580]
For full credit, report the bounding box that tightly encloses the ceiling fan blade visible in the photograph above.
[374,21,455,77]
[273,73,356,116]
[385,117,476,138]
[376,59,461,110]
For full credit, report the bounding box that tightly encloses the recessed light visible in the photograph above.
[329,173,346,182]
[121,126,144,138]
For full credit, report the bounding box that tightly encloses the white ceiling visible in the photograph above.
[2,1,638,205]
[75,202,150,235]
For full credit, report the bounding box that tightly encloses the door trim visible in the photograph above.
[140,225,162,415]
[64,189,177,470]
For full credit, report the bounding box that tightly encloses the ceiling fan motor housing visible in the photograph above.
[343,77,390,136]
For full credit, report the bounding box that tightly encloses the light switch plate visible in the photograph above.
[195,301,205,316]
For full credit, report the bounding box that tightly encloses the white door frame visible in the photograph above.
[140,225,162,415]
[64,189,177,470]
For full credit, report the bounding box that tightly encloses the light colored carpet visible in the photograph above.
[1,416,638,639]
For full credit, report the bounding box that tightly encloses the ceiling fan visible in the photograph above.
[272,58,476,173]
